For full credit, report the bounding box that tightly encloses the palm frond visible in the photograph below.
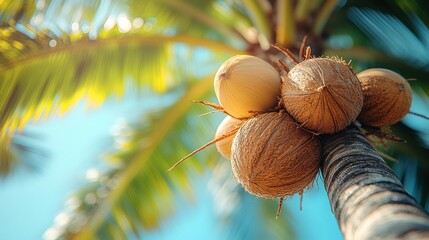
[0,0,247,133]
[0,129,48,175]
[276,0,296,46]
[389,121,429,209]
[0,30,244,175]
[0,0,37,25]
[240,0,272,49]
[347,7,429,70]
[0,0,247,174]
[0,28,242,133]
[0,134,14,174]
[45,74,223,239]
[392,0,429,27]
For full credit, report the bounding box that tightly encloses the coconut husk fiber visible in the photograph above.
[230,111,321,199]
[357,68,412,127]
[281,58,363,134]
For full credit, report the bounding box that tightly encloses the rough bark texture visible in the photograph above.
[321,127,429,240]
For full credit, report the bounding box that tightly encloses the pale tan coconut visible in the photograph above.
[215,116,243,160]
[357,68,412,127]
[230,111,321,199]
[214,55,281,119]
[281,57,363,134]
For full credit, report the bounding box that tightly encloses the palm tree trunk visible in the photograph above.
[321,127,429,240]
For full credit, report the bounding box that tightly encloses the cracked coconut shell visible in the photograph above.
[357,68,412,127]
[214,55,281,119]
[230,111,321,199]
[215,116,243,160]
[281,58,363,133]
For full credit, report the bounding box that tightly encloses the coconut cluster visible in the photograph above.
[209,54,413,200]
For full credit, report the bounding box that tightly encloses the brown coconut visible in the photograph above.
[230,111,321,199]
[215,116,243,160]
[281,57,363,133]
[357,68,412,127]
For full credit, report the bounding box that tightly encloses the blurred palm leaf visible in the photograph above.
[46,76,221,239]
[0,0,245,173]
[391,122,429,208]
[347,7,429,70]
[0,0,37,25]
[0,130,48,175]
[0,28,241,135]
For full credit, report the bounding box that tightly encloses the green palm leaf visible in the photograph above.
[0,0,245,174]
[0,0,246,133]
[0,130,48,175]
[47,75,220,239]
[0,0,37,25]
[0,29,242,134]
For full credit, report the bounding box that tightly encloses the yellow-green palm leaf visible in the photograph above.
[0,0,245,173]
[48,76,216,239]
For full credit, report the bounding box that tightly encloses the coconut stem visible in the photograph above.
[198,110,222,117]
[409,111,429,120]
[304,46,312,60]
[276,197,285,219]
[277,60,290,73]
[193,100,248,120]
[167,127,240,172]
[193,100,224,111]
[299,35,308,61]
[362,126,405,143]
[299,191,303,211]
[272,44,299,64]
[376,149,398,162]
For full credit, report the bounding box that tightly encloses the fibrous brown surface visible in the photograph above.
[230,111,321,199]
[281,58,363,134]
[357,68,412,127]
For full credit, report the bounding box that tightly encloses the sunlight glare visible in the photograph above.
[117,14,132,33]
[84,193,97,205]
[143,23,153,31]
[54,213,71,227]
[36,0,46,10]
[31,13,44,26]
[85,168,100,181]
[133,17,144,29]
[71,22,80,33]
[62,197,81,216]
[81,23,90,33]
[104,16,116,31]
[49,39,57,47]
[96,187,109,198]
[43,228,60,240]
